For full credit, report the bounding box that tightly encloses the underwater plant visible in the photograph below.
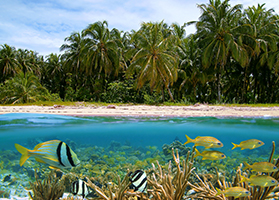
[28,170,65,200]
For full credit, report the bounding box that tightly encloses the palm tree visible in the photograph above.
[0,44,20,82]
[0,72,49,104]
[60,32,86,75]
[16,49,42,76]
[241,4,279,102]
[82,21,120,78]
[177,35,207,102]
[42,53,65,98]
[127,21,178,102]
[195,0,247,102]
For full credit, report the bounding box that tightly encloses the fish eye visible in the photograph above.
[258,142,262,144]
[273,166,277,169]
[221,154,225,157]
[272,180,276,183]
[217,142,222,146]
[245,191,249,194]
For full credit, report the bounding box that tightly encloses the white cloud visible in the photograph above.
[0,0,278,56]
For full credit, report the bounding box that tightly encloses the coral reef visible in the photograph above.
[28,170,65,200]
[3,138,279,199]
[148,147,195,199]
[162,140,190,158]
[187,141,279,200]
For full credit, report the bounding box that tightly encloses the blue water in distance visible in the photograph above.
[1,113,279,157]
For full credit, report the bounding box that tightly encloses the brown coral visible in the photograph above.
[28,170,65,200]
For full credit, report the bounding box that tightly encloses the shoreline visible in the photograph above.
[0,105,279,117]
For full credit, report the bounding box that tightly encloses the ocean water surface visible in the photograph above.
[0,113,279,199]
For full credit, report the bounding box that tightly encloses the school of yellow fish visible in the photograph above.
[13,135,278,199]
[184,134,278,198]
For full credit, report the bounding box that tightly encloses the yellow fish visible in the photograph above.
[243,161,278,173]
[240,175,278,187]
[15,140,80,169]
[194,149,226,160]
[215,186,250,198]
[232,139,264,150]
[184,135,223,149]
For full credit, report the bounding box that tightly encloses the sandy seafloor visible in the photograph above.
[0,104,279,117]
[1,104,279,200]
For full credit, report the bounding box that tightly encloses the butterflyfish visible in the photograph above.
[215,187,250,198]
[232,139,264,150]
[240,175,278,187]
[71,179,92,198]
[129,170,147,193]
[194,149,226,160]
[243,161,278,173]
[14,140,80,169]
[184,135,223,149]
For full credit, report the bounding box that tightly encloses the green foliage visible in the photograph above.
[101,79,139,103]
[0,72,59,104]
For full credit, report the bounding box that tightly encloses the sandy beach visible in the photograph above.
[0,104,279,117]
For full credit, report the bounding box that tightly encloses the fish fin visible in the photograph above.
[243,161,250,171]
[42,155,59,162]
[194,149,200,158]
[33,143,44,150]
[240,147,245,150]
[35,157,47,164]
[235,194,242,198]
[49,166,61,170]
[34,140,60,150]
[231,142,238,150]
[250,145,256,149]
[184,135,192,145]
[15,143,31,166]
[205,143,214,149]
[215,188,222,196]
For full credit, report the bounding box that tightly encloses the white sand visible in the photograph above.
[0,104,279,117]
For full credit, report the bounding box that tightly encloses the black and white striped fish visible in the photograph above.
[71,179,91,198]
[129,170,147,193]
[15,140,80,169]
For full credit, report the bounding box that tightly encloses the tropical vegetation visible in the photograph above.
[1,0,279,104]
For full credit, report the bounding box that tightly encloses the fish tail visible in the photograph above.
[242,161,250,171]
[194,148,201,158]
[14,143,31,166]
[231,142,238,150]
[183,134,192,145]
[239,175,248,183]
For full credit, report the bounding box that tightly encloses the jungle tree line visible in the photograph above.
[0,0,279,104]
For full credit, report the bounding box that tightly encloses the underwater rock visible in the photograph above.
[108,141,121,151]
[90,153,100,160]
[162,140,191,157]
[3,174,11,182]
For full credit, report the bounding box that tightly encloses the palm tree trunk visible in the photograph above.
[161,85,165,102]
[166,85,174,102]
[217,73,221,103]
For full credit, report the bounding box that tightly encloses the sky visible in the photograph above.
[0,0,279,56]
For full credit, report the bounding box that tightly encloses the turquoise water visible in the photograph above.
[1,113,279,153]
[1,113,279,199]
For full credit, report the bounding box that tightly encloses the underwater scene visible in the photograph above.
[1,113,279,200]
